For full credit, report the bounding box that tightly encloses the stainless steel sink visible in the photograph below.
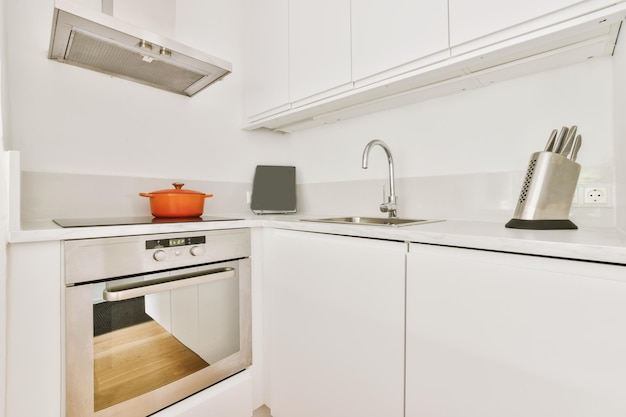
[302,216,441,227]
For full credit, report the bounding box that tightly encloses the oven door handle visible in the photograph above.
[102,267,236,302]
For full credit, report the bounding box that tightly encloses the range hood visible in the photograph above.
[48,0,232,96]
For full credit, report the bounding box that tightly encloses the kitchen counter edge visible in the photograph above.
[8,215,626,266]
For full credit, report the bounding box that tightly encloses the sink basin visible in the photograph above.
[302,216,441,227]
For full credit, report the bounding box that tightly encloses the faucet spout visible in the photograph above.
[362,139,397,218]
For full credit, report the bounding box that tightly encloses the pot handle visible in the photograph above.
[204,194,214,198]
[139,192,153,198]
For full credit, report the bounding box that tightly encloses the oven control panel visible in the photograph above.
[64,229,251,284]
[146,236,206,261]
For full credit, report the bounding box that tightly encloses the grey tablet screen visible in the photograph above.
[251,165,296,214]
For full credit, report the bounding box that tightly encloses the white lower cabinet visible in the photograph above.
[264,229,406,417]
[406,243,626,417]
[6,241,62,417]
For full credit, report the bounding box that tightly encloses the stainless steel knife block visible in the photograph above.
[506,151,580,229]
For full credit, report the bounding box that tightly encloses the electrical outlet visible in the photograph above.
[583,186,608,204]
[246,191,252,204]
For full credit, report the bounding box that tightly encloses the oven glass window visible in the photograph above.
[92,270,240,411]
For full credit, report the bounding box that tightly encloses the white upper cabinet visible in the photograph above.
[351,0,449,86]
[288,0,352,104]
[449,0,623,48]
[449,0,580,46]
[242,0,290,120]
[243,0,626,131]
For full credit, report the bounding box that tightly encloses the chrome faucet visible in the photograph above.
[362,139,397,218]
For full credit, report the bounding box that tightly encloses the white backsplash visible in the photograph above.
[20,168,615,228]
[20,171,251,221]
[297,170,615,228]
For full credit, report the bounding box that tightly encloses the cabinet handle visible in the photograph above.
[102,267,235,302]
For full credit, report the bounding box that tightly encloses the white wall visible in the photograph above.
[0,0,5,143]
[614,30,626,232]
[290,59,613,184]
[0,152,7,417]
[0,0,8,413]
[3,0,292,183]
[0,0,8,417]
[108,0,176,38]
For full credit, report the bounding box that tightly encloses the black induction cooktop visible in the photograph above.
[53,216,243,228]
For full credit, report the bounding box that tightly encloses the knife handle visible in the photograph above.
[560,125,577,155]
[553,126,569,153]
[544,129,557,152]
[559,136,575,157]
[570,135,582,161]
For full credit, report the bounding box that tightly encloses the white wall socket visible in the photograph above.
[583,186,609,205]
[571,185,612,207]
[246,191,252,204]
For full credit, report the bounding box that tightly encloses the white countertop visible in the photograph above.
[9,214,626,265]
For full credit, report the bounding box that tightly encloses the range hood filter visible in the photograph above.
[49,0,232,96]
[67,30,205,93]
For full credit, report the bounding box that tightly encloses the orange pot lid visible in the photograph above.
[150,183,206,195]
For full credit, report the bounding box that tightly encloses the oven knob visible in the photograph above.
[190,246,204,256]
[153,250,167,261]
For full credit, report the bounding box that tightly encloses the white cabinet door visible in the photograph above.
[288,0,352,104]
[351,0,449,84]
[6,241,62,417]
[242,0,290,120]
[449,0,602,47]
[264,229,406,417]
[406,244,626,417]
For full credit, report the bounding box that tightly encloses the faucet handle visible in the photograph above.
[379,200,397,215]
[379,184,398,217]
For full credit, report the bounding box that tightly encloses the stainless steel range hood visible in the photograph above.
[48,0,232,96]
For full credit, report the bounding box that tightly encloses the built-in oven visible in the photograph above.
[63,228,251,417]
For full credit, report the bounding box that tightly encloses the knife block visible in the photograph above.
[506,151,581,230]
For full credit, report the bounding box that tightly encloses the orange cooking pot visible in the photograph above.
[139,183,213,218]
